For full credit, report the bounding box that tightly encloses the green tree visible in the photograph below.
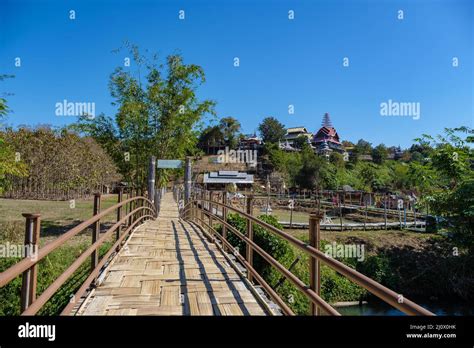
[357,163,380,191]
[0,75,28,193]
[293,135,309,150]
[329,152,345,169]
[412,127,473,249]
[219,117,241,148]
[258,117,286,144]
[295,148,332,190]
[354,139,372,155]
[197,125,225,154]
[372,144,388,164]
[431,179,474,251]
[415,128,472,189]
[75,44,215,189]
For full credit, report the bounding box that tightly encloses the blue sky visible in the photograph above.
[1,0,473,148]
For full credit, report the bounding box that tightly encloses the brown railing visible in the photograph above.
[0,190,156,315]
[181,190,435,316]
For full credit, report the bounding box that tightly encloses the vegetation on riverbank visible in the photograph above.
[219,213,473,315]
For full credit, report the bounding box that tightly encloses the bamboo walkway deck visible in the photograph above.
[76,192,267,316]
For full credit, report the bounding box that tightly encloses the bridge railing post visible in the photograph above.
[116,188,123,241]
[20,213,41,312]
[91,193,101,283]
[246,195,254,283]
[339,192,343,231]
[148,156,156,203]
[128,190,134,227]
[193,194,197,223]
[208,191,214,242]
[184,157,192,205]
[200,190,204,227]
[154,191,160,218]
[138,196,142,221]
[222,191,227,252]
[309,213,322,315]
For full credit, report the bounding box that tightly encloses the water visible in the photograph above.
[336,301,474,316]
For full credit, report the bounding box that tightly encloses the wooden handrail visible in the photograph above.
[59,214,153,315]
[22,207,154,315]
[0,194,156,315]
[182,193,435,316]
[199,210,340,315]
[0,196,155,287]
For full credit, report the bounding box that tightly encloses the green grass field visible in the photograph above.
[0,195,119,245]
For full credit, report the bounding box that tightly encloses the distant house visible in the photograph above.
[280,114,349,158]
[387,146,403,160]
[201,170,254,190]
[284,127,312,146]
[238,134,262,150]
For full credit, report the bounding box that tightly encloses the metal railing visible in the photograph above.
[0,189,156,315]
[181,189,435,316]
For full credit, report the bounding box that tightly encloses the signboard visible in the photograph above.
[157,160,182,169]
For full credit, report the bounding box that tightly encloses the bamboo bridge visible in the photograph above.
[0,185,434,316]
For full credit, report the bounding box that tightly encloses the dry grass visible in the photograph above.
[284,228,440,254]
[0,194,120,246]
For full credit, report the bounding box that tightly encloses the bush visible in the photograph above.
[218,213,368,314]
[219,213,294,278]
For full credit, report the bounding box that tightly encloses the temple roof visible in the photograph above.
[313,113,341,145]
[313,126,341,144]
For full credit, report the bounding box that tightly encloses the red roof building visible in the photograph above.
[312,113,345,154]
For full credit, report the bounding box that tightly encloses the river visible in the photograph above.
[336,300,474,316]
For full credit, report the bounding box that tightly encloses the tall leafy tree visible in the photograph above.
[295,147,332,190]
[197,125,225,154]
[258,117,286,144]
[416,127,474,250]
[0,75,28,193]
[372,144,388,164]
[219,117,241,148]
[354,139,372,155]
[75,44,216,189]
[1,127,119,199]
[293,135,309,150]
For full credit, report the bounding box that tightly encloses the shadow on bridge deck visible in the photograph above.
[75,192,267,316]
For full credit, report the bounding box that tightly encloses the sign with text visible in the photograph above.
[157,160,182,169]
